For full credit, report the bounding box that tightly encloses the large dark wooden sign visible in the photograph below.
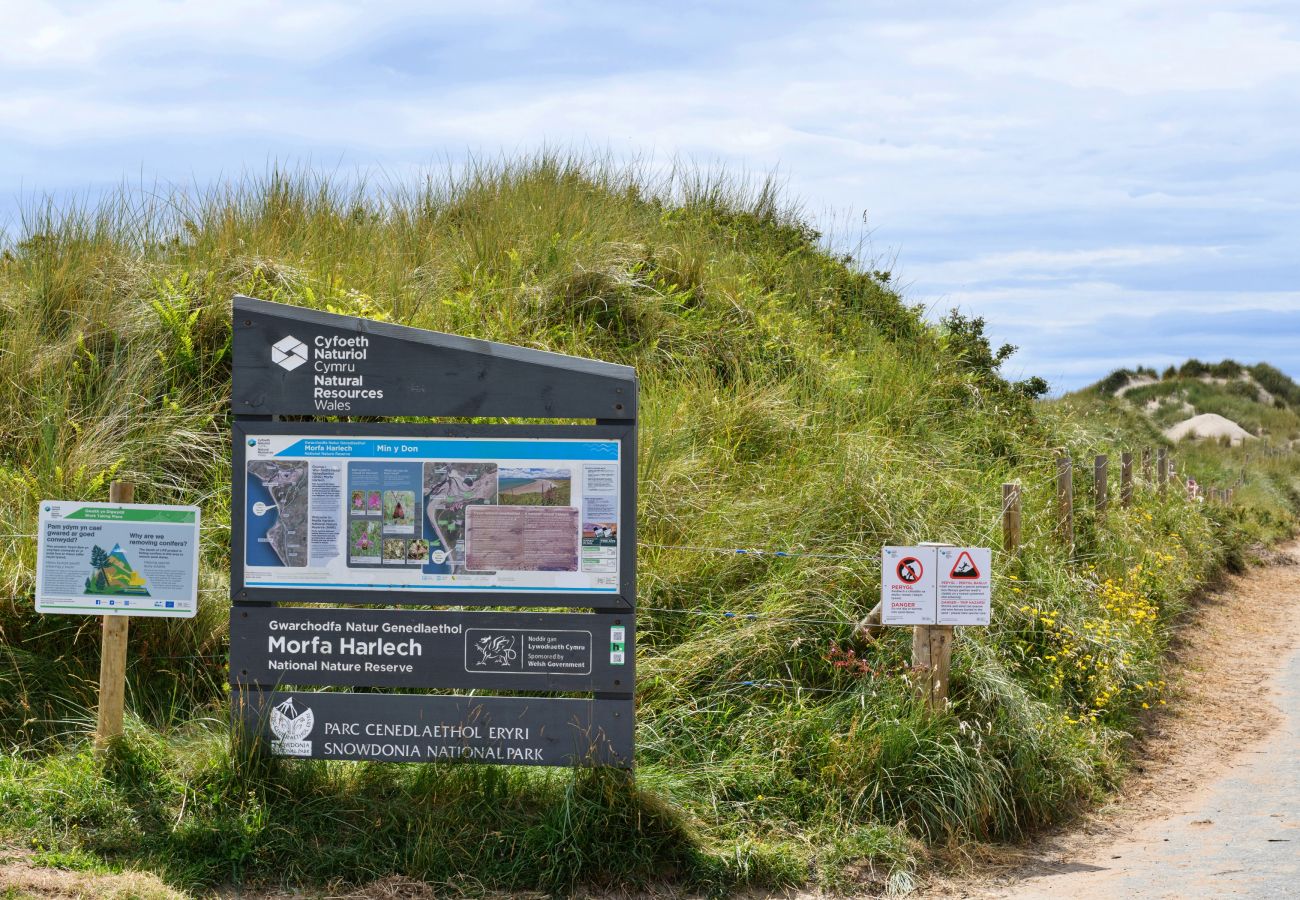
[229,296,637,768]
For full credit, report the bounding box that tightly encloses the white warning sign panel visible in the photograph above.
[881,546,937,625]
[937,546,992,625]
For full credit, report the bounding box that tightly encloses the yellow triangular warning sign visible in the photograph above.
[950,551,980,579]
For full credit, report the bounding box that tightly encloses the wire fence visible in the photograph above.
[0,448,1220,681]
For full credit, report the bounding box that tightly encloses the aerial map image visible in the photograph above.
[246,460,309,567]
[422,462,497,574]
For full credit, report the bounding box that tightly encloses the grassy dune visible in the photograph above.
[2,158,1298,895]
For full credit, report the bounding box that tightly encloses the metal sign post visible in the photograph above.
[229,296,637,768]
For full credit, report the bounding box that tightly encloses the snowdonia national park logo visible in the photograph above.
[271,335,309,371]
[269,696,314,756]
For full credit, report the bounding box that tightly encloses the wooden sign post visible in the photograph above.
[95,480,133,748]
[911,622,953,712]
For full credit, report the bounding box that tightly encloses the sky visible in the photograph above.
[2,0,1298,392]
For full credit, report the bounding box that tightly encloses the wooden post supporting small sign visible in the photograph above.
[911,622,953,711]
[95,480,133,748]
[1157,448,1169,494]
[906,541,963,712]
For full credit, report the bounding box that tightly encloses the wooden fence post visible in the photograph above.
[1157,448,1169,494]
[912,624,953,712]
[1120,451,1134,507]
[910,542,955,713]
[1142,448,1152,483]
[1056,452,1074,550]
[1002,482,1022,555]
[1094,454,1109,516]
[96,480,134,749]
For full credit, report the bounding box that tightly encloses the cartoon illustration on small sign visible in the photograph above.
[949,551,980,579]
[84,543,150,596]
[896,556,923,584]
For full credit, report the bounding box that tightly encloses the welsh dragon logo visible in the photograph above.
[269,696,314,755]
[475,634,517,667]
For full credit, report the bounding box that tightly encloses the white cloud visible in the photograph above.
[896,1,1300,94]
[0,1,1297,389]
[922,245,1215,285]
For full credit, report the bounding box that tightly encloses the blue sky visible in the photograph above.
[2,1,1298,391]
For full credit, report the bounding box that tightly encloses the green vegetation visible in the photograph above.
[1091,359,1300,438]
[1085,361,1300,551]
[2,158,1299,896]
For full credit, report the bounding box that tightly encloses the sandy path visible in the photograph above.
[927,542,1300,899]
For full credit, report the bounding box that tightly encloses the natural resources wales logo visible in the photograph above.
[269,696,314,756]
[271,335,309,371]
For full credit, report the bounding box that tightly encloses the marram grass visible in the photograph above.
[1,157,1298,895]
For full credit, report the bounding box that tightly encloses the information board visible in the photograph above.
[36,501,200,618]
[881,545,937,625]
[236,432,623,601]
[230,607,633,691]
[937,546,992,626]
[230,295,637,768]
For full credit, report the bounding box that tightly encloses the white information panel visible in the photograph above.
[242,435,621,596]
[37,501,201,618]
[937,546,992,626]
[881,546,937,625]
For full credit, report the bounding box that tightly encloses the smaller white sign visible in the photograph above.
[937,547,992,625]
[36,500,201,618]
[881,546,937,625]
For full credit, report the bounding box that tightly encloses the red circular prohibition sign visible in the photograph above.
[896,556,923,584]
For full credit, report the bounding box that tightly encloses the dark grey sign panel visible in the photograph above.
[232,295,637,419]
[231,607,634,692]
[237,689,632,768]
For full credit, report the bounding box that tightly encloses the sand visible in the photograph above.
[1164,412,1255,445]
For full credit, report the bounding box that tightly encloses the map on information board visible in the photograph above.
[242,435,621,595]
